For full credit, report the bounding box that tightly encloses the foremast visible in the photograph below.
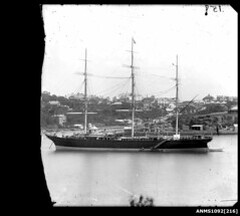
[131,38,136,138]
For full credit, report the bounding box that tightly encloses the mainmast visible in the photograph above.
[84,48,88,134]
[131,38,136,138]
[175,55,180,138]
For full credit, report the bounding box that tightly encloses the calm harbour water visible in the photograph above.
[41,134,237,206]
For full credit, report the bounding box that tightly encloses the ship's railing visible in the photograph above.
[179,135,212,140]
[155,134,212,140]
[117,136,158,141]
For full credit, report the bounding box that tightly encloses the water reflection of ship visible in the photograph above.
[46,38,212,152]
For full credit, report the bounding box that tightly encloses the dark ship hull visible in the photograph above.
[46,135,212,152]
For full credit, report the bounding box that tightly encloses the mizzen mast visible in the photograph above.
[84,48,88,134]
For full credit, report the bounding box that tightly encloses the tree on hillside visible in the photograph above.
[225,100,237,111]
[197,104,227,115]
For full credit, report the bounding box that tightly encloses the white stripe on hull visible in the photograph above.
[55,145,144,151]
[156,148,209,153]
[55,145,209,152]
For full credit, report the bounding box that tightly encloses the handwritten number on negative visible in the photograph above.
[205,5,222,16]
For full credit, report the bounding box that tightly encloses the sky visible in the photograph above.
[41,5,237,101]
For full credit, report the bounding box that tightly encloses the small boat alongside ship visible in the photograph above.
[45,38,213,152]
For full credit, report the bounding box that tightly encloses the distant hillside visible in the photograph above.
[41,91,237,129]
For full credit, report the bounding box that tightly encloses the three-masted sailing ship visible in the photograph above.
[45,38,212,152]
